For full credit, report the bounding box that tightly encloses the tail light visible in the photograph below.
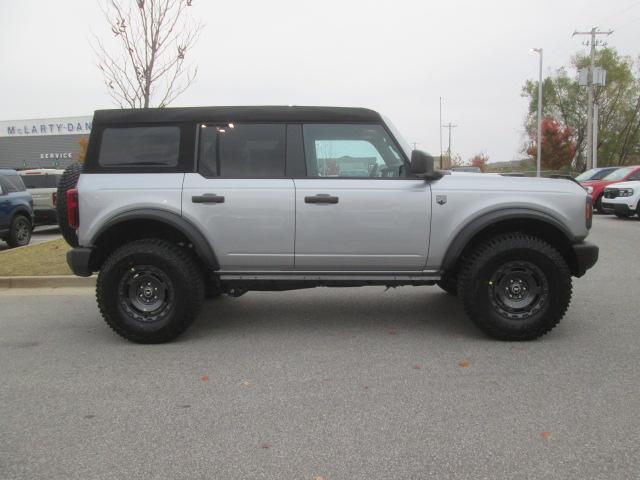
[52,192,57,208]
[67,188,79,229]
[586,195,593,229]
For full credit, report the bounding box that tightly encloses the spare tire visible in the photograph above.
[57,163,83,247]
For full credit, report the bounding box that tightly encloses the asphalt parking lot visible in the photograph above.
[1,215,638,479]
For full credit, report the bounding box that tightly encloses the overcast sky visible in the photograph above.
[1,0,638,162]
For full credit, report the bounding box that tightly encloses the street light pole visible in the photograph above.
[532,48,543,177]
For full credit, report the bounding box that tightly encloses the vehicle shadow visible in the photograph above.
[185,286,486,342]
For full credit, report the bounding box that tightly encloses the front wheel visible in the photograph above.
[458,233,572,341]
[96,239,204,343]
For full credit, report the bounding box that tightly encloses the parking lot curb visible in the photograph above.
[0,275,96,289]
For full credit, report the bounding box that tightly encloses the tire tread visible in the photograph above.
[458,233,572,341]
[96,238,204,343]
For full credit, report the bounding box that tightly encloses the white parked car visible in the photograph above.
[19,168,64,226]
[601,181,640,218]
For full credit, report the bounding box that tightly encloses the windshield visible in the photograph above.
[576,168,618,181]
[381,114,412,159]
[603,167,633,181]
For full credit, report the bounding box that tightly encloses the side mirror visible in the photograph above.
[410,150,442,179]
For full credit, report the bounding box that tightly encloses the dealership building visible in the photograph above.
[0,116,92,170]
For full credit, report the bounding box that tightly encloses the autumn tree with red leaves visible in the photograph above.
[527,117,577,171]
[468,152,489,172]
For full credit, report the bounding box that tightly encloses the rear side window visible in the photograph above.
[198,124,286,178]
[21,174,61,189]
[99,126,180,167]
[0,174,26,193]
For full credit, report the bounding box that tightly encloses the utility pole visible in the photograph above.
[442,122,458,166]
[572,27,613,170]
[439,97,443,161]
[531,48,543,177]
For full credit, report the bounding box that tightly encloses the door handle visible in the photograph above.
[304,194,339,204]
[192,193,225,204]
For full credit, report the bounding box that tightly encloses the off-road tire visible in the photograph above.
[436,274,457,296]
[56,163,83,247]
[96,239,205,343]
[457,233,572,341]
[7,215,32,248]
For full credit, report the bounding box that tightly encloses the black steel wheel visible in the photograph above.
[119,265,174,322]
[97,239,204,343]
[458,233,572,341]
[7,215,32,248]
[488,260,549,320]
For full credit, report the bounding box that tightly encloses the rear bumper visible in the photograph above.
[66,247,93,277]
[34,208,58,226]
[572,241,599,277]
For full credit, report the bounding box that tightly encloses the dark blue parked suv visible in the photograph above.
[0,169,34,248]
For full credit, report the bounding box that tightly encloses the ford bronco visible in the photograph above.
[60,106,598,343]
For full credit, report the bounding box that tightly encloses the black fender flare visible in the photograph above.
[9,206,33,225]
[91,208,220,270]
[441,208,577,272]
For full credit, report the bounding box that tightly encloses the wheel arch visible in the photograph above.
[9,206,32,224]
[89,209,219,273]
[441,208,581,277]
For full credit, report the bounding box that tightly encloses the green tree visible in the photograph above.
[522,48,640,169]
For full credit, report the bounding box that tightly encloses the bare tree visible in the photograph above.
[93,0,203,108]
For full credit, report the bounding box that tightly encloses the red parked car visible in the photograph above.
[580,166,640,213]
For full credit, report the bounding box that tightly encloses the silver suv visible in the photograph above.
[62,106,598,343]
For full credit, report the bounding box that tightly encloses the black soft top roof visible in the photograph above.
[92,106,382,125]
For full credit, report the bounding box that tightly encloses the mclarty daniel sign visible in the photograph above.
[0,116,92,137]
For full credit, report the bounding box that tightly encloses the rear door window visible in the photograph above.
[198,124,286,178]
[99,126,180,167]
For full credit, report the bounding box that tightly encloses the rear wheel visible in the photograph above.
[458,233,572,341]
[7,215,32,248]
[96,239,204,343]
